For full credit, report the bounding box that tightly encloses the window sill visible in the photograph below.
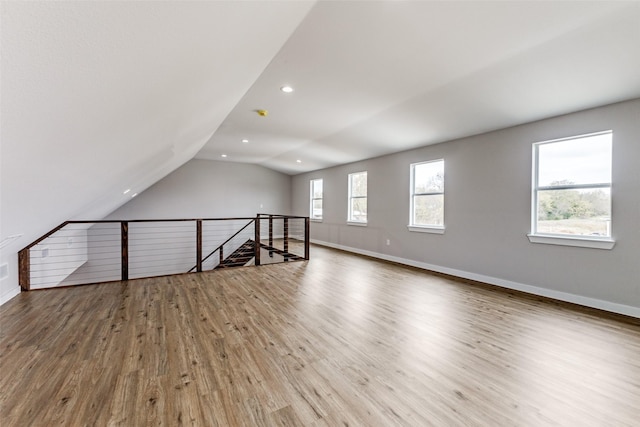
[407,225,445,234]
[310,218,323,223]
[347,221,367,227]
[527,234,615,250]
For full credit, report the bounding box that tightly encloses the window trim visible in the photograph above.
[310,178,323,222]
[347,221,367,227]
[347,171,367,224]
[409,159,445,231]
[527,234,614,249]
[407,225,445,234]
[530,130,614,249]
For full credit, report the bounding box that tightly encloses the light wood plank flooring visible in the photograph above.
[1,244,639,426]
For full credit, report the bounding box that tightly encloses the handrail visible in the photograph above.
[20,221,70,252]
[19,217,257,252]
[257,213,308,219]
[187,218,255,272]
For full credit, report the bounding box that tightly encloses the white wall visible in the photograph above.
[107,159,292,220]
[292,99,640,317]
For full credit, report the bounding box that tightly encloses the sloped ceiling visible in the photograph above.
[0,1,314,252]
[197,1,640,174]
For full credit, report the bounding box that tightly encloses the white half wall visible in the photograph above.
[292,99,640,318]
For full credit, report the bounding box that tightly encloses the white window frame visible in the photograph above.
[528,130,614,249]
[408,159,445,234]
[347,171,367,225]
[310,179,323,221]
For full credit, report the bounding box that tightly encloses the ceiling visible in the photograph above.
[196,1,640,175]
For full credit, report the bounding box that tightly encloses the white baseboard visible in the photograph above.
[0,286,20,306]
[311,239,640,319]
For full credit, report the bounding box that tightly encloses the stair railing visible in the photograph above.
[17,214,310,291]
[187,218,255,273]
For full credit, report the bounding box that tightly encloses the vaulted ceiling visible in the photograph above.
[2,1,640,250]
[1,0,313,246]
[198,1,640,174]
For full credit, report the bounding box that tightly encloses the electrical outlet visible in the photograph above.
[386,239,391,246]
[0,263,8,281]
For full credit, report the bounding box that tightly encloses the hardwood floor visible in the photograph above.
[1,244,639,426]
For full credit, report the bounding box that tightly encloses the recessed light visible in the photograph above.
[242,139,249,143]
[123,189,131,195]
[221,154,227,158]
[296,159,302,163]
[131,193,137,198]
[280,86,294,93]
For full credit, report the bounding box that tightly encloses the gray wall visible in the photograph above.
[292,99,640,316]
[107,159,292,219]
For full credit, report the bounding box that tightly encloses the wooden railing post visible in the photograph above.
[268,215,274,258]
[18,249,30,291]
[121,221,128,281]
[254,217,261,266]
[196,220,202,272]
[283,217,289,260]
[304,217,310,260]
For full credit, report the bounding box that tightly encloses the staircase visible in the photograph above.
[216,240,255,268]
[215,240,306,269]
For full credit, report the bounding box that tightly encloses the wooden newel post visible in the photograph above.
[121,222,129,281]
[254,217,261,266]
[304,217,310,260]
[18,249,30,291]
[196,220,202,273]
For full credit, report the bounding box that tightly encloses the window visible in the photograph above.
[530,131,613,249]
[310,179,323,220]
[409,160,444,232]
[348,171,367,224]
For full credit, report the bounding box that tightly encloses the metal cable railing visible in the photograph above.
[190,218,256,272]
[257,214,307,265]
[18,214,309,291]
